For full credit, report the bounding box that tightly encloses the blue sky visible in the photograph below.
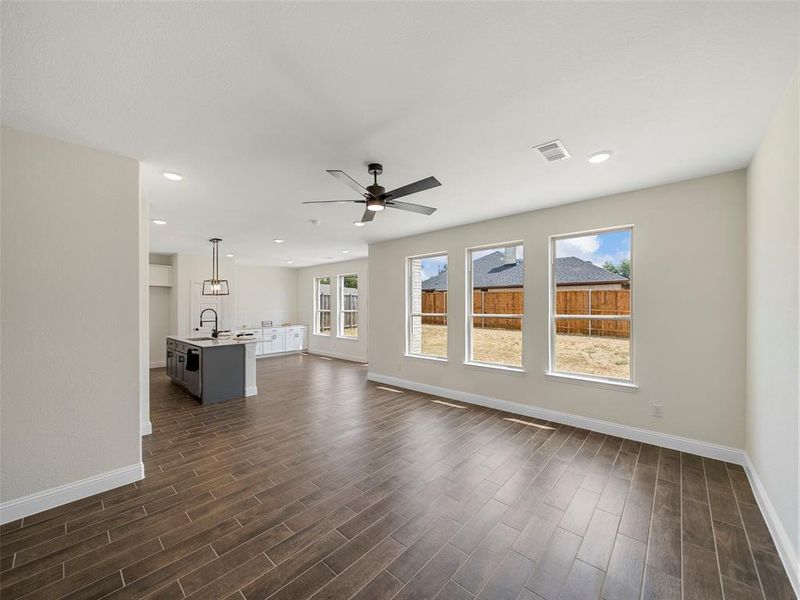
[420,255,448,278]
[555,229,631,267]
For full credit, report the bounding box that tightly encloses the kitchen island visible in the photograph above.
[166,336,257,404]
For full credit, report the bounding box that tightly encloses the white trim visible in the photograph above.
[465,361,525,374]
[0,462,144,525]
[548,225,635,386]
[140,421,152,436]
[742,454,800,596]
[405,353,448,363]
[366,372,744,464]
[149,360,166,369]
[545,371,639,392]
[244,385,258,397]
[306,349,367,363]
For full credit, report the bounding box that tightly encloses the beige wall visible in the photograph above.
[1,128,142,502]
[746,74,799,565]
[233,265,298,329]
[163,255,298,340]
[369,171,746,448]
[297,259,368,362]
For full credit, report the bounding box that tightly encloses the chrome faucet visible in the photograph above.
[199,308,219,338]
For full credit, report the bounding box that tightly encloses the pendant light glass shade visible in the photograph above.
[202,238,230,295]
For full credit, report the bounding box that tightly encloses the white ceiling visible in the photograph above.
[2,2,797,267]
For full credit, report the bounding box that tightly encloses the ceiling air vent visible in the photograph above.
[534,139,570,162]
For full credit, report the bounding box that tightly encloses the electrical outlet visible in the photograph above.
[652,404,664,418]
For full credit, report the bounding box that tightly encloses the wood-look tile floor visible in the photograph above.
[1,354,795,600]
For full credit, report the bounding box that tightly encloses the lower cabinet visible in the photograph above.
[237,325,307,357]
[285,327,307,352]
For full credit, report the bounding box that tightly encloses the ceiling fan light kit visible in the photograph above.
[302,162,441,223]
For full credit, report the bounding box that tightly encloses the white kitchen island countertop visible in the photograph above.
[167,335,258,349]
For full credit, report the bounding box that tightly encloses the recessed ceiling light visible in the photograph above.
[225,253,234,258]
[353,221,366,227]
[587,150,612,164]
[151,219,167,225]
[162,172,183,181]
[274,239,285,244]
[286,260,294,264]
[341,250,351,254]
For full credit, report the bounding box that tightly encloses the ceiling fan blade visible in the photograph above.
[382,176,441,201]
[326,170,377,199]
[361,208,376,223]
[385,200,437,215]
[301,199,363,204]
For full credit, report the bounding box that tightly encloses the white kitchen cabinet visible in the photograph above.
[285,326,307,352]
[238,325,307,357]
[262,328,286,354]
[149,264,172,287]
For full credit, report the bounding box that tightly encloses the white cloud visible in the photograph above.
[555,235,600,261]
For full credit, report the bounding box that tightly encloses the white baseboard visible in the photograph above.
[245,386,258,397]
[150,361,166,369]
[366,372,745,464]
[141,420,152,436]
[0,462,144,525]
[743,454,800,596]
[308,349,368,364]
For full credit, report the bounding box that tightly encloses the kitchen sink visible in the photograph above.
[187,337,214,341]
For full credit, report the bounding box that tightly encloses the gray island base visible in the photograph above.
[166,336,257,404]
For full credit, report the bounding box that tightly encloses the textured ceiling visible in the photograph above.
[2,2,797,266]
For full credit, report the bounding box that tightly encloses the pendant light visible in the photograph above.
[202,238,230,295]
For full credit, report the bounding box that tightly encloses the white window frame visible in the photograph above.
[547,225,636,388]
[465,241,525,371]
[313,276,332,336]
[337,273,358,340]
[405,252,448,361]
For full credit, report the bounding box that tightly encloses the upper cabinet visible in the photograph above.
[149,264,172,287]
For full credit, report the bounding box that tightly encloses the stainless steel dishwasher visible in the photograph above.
[183,347,201,397]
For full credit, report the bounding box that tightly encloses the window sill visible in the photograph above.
[335,336,359,341]
[464,361,525,374]
[405,353,448,363]
[312,333,332,338]
[545,371,638,392]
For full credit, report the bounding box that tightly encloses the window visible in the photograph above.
[467,243,524,368]
[549,226,633,383]
[313,276,331,335]
[407,253,448,358]
[338,274,358,338]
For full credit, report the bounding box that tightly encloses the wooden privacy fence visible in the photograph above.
[421,289,630,338]
[317,288,358,329]
[556,289,630,338]
[341,291,358,328]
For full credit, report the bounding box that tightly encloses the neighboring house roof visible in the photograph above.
[555,256,628,286]
[421,251,628,290]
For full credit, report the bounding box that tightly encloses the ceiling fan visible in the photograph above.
[303,163,441,223]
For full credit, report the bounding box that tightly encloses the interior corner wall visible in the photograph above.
[746,73,799,571]
[368,171,747,449]
[232,265,298,328]
[0,128,142,512]
[296,258,369,362]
